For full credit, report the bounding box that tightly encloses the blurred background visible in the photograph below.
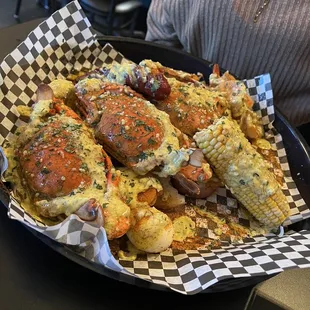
[1,0,151,38]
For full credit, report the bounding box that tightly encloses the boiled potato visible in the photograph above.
[126,207,174,253]
[49,79,76,108]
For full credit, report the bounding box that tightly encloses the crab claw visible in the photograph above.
[171,173,221,198]
[75,198,104,227]
[137,187,158,207]
[180,149,213,183]
[171,172,201,196]
[171,149,218,198]
[212,63,221,77]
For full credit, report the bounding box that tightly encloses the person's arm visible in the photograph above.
[145,0,183,49]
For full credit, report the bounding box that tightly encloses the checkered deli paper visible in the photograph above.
[0,1,310,295]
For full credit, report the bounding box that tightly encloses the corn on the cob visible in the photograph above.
[193,116,290,228]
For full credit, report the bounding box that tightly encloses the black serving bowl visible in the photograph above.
[1,36,309,294]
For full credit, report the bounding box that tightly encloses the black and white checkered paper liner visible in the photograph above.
[0,0,309,295]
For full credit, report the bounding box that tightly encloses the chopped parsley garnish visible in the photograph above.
[69,124,82,131]
[138,152,148,161]
[41,167,50,174]
[135,120,145,126]
[80,163,89,171]
[144,124,154,132]
[52,129,62,136]
[93,180,103,190]
[120,126,135,141]
[64,145,75,153]
[147,137,156,145]
[96,184,103,190]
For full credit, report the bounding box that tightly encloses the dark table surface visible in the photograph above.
[0,18,309,310]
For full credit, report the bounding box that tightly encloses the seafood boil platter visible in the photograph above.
[0,1,310,295]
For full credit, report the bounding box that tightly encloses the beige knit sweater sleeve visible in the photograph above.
[146,0,310,127]
[146,0,182,48]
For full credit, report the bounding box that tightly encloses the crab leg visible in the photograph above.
[83,59,172,100]
[171,149,221,197]
[31,85,128,233]
[210,65,264,140]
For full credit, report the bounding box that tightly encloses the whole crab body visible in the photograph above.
[152,76,228,137]
[4,85,131,239]
[74,77,214,198]
[75,79,190,177]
